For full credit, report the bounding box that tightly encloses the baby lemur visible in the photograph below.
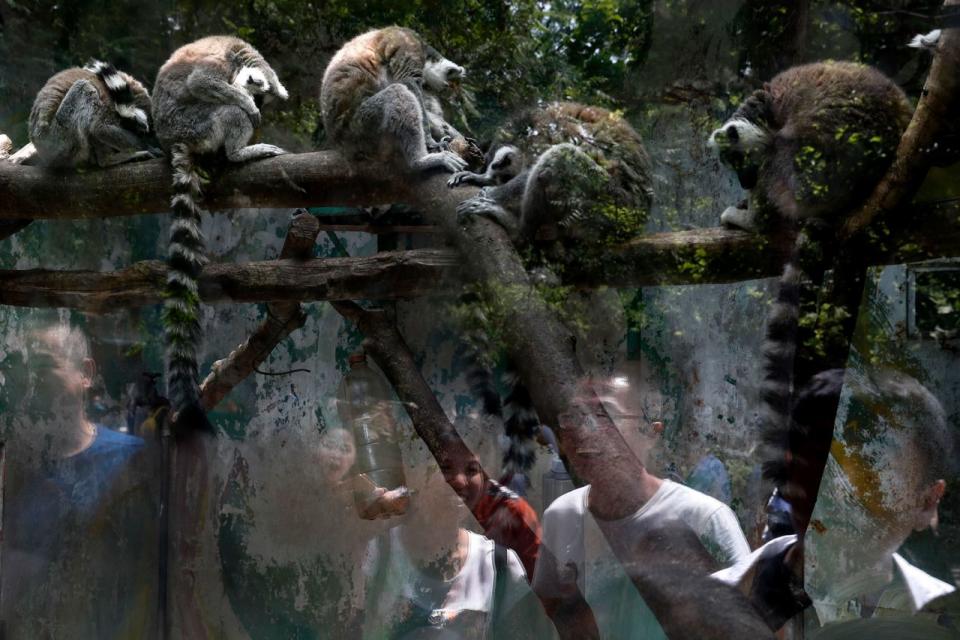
[320,27,468,174]
[152,35,288,434]
[13,60,157,168]
[708,61,911,500]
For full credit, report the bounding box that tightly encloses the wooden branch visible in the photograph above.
[0,249,461,312]
[330,302,462,450]
[842,9,960,239]
[0,151,409,220]
[200,211,319,411]
[3,199,959,311]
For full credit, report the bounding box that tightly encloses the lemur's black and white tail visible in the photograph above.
[457,294,540,488]
[84,59,149,133]
[500,370,540,486]
[758,235,806,487]
[163,143,213,436]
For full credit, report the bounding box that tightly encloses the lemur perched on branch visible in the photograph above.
[152,36,288,435]
[708,61,912,512]
[10,61,158,168]
[320,26,468,174]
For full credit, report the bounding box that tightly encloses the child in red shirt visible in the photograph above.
[439,441,542,580]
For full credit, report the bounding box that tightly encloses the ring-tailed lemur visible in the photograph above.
[421,49,484,168]
[708,61,911,502]
[452,103,653,486]
[447,145,523,188]
[320,27,468,174]
[11,60,158,168]
[152,36,288,435]
[453,102,653,248]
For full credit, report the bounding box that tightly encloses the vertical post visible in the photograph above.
[157,411,172,640]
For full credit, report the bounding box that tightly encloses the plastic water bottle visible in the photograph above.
[335,350,408,519]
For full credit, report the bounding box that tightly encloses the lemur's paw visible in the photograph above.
[447,170,476,188]
[419,151,467,173]
[455,194,499,224]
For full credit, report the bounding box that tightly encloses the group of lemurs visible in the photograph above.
[6,24,937,520]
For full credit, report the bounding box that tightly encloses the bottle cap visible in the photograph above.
[348,350,366,365]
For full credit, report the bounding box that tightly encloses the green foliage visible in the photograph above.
[799,301,852,360]
[536,0,655,100]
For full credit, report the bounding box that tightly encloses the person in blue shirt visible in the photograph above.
[1,322,158,639]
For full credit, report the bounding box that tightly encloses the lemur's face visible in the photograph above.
[234,66,271,94]
[708,117,772,189]
[423,45,464,93]
[488,145,523,180]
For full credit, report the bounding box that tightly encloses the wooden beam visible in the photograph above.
[841,16,960,239]
[0,151,409,220]
[0,249,461,312]
[2,200,959,312]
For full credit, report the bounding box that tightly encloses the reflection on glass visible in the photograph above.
[1,323,157,638]
[804,367,959,637]
[362,445,549,639]
[533,363,751,639]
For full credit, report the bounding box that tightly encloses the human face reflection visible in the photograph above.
[593,373,661,465]
[439,445,485,511]
[409,463,470,528]
[316,428,356,484]
[8,330,90,420]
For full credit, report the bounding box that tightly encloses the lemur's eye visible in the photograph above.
[726,125,740,142]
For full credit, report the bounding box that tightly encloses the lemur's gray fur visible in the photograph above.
[320,27,467,173]
[453,103,652,248]
[152,35,288,434]
[456,142,611,241]
[16,61,157,168]
[708,61,912,502]
[447,145,523,188]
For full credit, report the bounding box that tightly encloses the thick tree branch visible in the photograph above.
[841,13,960,239]
[5,201,959,311]
[0,151,407,220]
[329,301,459,452]
[200,211,319,411]
[0,248,460,312]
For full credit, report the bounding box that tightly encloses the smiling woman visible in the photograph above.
[361,434,551,640]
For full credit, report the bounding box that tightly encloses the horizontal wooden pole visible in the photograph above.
[0,249,461,312]
[0,151,409,220]
[3,201,960,312]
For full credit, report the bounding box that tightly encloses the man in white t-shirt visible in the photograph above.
[532,364,751,639]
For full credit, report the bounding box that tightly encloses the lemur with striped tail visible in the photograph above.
[453,102,653,271]
[11,60,158,167]
[152,36,288,434]
[320,27,468,174]
[708,62,912,507]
